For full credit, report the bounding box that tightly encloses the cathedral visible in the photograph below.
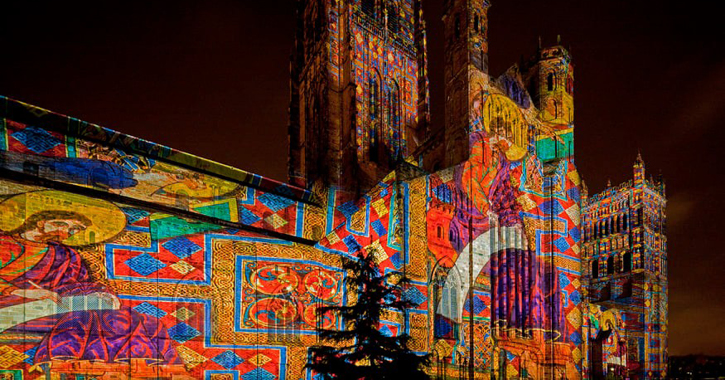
[0,0,666,379]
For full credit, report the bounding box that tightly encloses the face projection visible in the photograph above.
[13,212,93,244]
[34,219,88,242]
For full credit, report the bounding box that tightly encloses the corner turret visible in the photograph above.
[524,40,574,125]
[524,39,575,162]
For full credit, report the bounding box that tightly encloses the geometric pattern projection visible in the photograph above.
[0,0,665,377]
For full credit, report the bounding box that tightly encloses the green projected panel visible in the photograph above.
[536,131,574,161]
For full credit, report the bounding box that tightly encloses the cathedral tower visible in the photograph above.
[441,0,490,167]
[581,154,668,379]
[288,0,429,192]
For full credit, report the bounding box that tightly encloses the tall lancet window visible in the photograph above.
[362,0,379,18]
[547,72,556,91]
[434,268,461,340]
[386,1,399,33]
[387,80,401,160]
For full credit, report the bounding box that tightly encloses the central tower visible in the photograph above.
[288,0,430,193]
[442,0,490,167]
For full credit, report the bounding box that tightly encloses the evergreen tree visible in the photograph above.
[306,248,430,380]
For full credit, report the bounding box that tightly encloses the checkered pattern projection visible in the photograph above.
[580,154,668,379]
[0,1,665,379]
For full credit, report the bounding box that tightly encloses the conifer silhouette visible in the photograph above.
[306,248,430,380]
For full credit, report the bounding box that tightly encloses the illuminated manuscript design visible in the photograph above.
[0,0,666,379]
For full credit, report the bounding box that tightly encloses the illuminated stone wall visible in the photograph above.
[0,74,584,380]
[416,0,584,377]
[288,0,428,191]
[0,97,333,379]
[419,64,583,380]
[0,1,658,379]
[581,155,668,379]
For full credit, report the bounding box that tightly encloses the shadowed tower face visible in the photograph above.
[288,0,430,192]
[442,0,490,168]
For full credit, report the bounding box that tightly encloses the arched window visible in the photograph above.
[435,269,461,339]
[437,225,442,239]
[474,13,479,33]
[591,259,598,279]
[547,73,555,91]
[454,14,461,39]
[386,2,399,33]
[362,0,378,18]
[442,275,459,320]
[608,218,613,235]
[594,223,599,239]
[623,251,632,272]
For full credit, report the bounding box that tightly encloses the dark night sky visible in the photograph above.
[2,0,724,355]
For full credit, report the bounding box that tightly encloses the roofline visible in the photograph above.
[0,96,318,205]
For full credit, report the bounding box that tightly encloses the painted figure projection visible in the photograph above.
[426,91,578,378]
[0,107,326,378]
[0,0,666,378]
[0,190,185,376]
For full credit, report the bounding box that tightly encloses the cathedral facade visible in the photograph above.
[0,0,665,379]
[581,155,668,379]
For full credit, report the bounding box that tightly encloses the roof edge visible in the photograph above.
[0,96,317,204]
